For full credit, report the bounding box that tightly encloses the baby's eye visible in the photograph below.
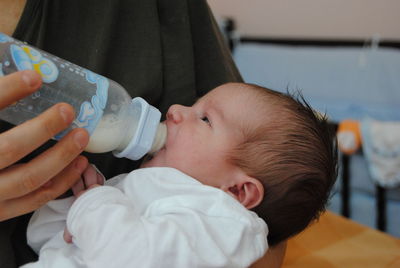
[201,116,211,125]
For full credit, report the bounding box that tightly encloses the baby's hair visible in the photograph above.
[227,83,338,246]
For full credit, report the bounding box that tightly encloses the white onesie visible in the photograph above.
[22,167,268,268]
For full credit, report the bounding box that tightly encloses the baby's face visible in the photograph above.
[143,83,261,189]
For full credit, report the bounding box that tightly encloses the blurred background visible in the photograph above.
[207,0,400,238]
[208,0,399,39]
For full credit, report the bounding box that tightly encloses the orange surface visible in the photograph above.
[282,211,400,268]
[252,211,400,268]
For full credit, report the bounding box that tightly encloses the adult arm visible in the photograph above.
[0,70,89,221]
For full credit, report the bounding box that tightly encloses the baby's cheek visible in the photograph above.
[173,154,205,176]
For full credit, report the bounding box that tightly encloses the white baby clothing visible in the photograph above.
[361,118,400,188]
[22,167,268,268]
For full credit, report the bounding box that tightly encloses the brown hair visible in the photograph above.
[228,84,338,246]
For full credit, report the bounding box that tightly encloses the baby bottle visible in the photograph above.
[0,33,166,160]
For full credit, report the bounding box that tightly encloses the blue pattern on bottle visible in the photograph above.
[0,32,12,43]
[0,33,109,139]
[72,70,109,135]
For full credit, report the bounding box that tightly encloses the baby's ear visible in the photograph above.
[227,176,264,209]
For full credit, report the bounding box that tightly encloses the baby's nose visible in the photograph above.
[167,104,184,124]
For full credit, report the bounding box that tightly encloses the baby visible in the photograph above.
[23,83,337,268]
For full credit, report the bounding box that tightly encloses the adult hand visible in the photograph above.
[0,70,90,221]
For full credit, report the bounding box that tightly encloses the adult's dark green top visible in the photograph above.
[0,0,241,266]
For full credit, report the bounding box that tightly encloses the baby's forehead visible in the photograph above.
[210,85,273,123]
[201,83,259,103]
[203,85,269,114]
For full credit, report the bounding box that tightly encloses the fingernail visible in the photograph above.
[75,157,88,172]
[22,71,40,88]
[59,105,73,123]
[73,130,88,149]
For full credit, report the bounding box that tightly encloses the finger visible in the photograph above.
[0,70,42,109]
[75,188,87,199]
[71,179,85,196]
[74,184,100,200]
[0,102,76,169]
[0,156,88,221]
[87,184,100,190]
[97,173,105,185]
[82,165,98,188]
[92,164,105,185]
[0,128,89,200]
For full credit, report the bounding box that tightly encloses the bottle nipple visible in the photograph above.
[149,123,167,154]
[113,97,164,160]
